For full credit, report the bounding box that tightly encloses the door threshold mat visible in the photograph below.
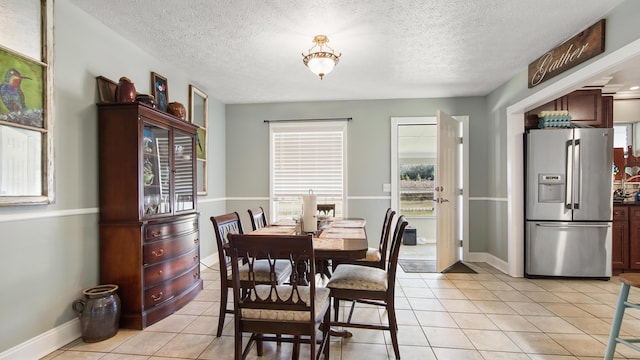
[398,259,477,274]
[398,259,436,273]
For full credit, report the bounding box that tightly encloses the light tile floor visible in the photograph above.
[42,262,640,359]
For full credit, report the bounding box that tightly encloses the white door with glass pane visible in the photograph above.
[391,114,463,271]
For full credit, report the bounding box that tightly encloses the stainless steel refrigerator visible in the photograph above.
[525,128,613,279]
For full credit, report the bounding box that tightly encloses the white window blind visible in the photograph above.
[270,121,346,219]
[613,123,633,157]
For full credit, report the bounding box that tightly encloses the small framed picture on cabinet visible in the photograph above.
[151,72,168,111]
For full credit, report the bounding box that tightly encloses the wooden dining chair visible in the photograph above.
[326,215,409,359]
[227,233,330,360]
[248,206,268,231]
[210,212,292,337]
[316,204,335,217]
[333,208,395,317]
[341,208,396,270]
[315,204,336,278]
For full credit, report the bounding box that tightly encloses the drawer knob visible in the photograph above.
[194,238,199,244]
[151,292,163,302]
[193,255,199,262]
[152,249,164,257]
[157,270,163,276]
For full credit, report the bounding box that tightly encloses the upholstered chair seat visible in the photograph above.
[327,264,387,292]
[241,285,330,321]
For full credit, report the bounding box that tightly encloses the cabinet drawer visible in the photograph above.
[630,207,640,221]
[145,216,198,241]
[143,264,200,308]
[143,231,199,265]
[614,206,629,221]
[144,247,200,287]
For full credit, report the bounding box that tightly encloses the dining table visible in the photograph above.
[249,217,369,264]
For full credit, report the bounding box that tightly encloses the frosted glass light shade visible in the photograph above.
[307,56,336,78]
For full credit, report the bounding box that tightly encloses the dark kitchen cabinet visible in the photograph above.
[613,206,629,270]
[602,95,614,129]
[524,89,611,129]
[612,204,640,273]
[630,207,640,269]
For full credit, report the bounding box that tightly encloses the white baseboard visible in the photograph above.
[0,319,80,360]
[200,253,218,270]
[466,252,511,276]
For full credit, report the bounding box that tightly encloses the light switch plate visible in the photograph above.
[383,183,391,192]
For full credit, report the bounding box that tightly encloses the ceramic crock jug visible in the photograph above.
[115,77,136,103]
[167,101,186,120]
[72,284,121,342]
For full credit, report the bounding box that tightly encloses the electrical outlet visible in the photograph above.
[383,183,391,192]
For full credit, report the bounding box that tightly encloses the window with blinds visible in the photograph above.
[270,121,347,220]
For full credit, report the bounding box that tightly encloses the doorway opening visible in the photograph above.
[396,122,437,260]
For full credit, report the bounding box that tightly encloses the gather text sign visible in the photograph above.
[528,19,605,88]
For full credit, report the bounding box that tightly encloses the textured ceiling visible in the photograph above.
[69,0,625,104]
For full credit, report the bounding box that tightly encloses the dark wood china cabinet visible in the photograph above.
[98,102,202,329]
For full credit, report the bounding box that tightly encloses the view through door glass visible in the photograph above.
[398,124,436,260]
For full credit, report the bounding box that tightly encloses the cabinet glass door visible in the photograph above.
[143,122,171,216]
[174,131,195,212]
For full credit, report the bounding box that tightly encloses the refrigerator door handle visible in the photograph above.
[565,139,573,210]
[574,139,581,209]
[535,223,610,228]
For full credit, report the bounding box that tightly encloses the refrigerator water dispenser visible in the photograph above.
[538,174,564,203]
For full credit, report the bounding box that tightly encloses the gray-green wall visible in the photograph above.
[225,98,489,246]
[0,0,225,353]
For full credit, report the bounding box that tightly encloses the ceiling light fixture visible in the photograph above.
[302,35,341,80]
[630,85,640,91]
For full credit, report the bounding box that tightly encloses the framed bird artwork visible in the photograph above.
[0,0,54,206]
[0,47,45,128]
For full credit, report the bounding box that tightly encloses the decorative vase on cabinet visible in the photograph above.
[97,102,202,329]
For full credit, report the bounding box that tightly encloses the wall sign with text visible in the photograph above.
[528,19,605,88]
